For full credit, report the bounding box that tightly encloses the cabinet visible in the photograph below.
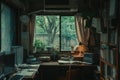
[100,0,119,80]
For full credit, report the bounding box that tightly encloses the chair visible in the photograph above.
[66,69,80,80]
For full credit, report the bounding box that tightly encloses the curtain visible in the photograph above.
[29,15,36,53]
[75,15,90,46]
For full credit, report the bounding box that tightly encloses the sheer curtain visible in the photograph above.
[75,15,90,46]
[29,15,36,53]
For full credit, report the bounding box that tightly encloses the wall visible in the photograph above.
[1,3,16,54]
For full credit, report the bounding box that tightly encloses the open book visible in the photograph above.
[58,60,92,64]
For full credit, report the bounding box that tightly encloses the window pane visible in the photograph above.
[61,16,78,51]
[34,15,60,51]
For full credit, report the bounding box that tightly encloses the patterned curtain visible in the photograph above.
[75,15,90,46]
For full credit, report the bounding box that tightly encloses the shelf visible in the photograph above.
[99,1,119,80]
[100,58,116,68]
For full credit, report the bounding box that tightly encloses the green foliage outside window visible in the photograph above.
[34,15,78,52]
[33,39,45,50]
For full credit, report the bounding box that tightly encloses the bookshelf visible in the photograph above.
[100,23,119,80]
[100,0,119,80]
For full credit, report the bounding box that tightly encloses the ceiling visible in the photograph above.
[2,0,102,16]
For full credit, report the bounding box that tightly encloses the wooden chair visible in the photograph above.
[66,69,80,80]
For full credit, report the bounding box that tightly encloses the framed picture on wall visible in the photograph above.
[109,0,117,17]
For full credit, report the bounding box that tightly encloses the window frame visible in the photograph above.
[34,14,77,52]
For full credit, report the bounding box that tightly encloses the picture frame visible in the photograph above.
[109,0,117,17]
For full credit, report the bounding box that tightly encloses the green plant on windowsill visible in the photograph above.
[51,47,60,61]
[33,39,45,52]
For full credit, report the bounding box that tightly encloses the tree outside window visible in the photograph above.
[34,15,78,52]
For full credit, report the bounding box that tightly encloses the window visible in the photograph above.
[1,3,15,54]
[34,15,60,51]
[61,16,78,51]
[34,15,78,52]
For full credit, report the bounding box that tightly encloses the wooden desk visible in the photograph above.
[21,69,37,80]
[39,61,97,80]
[22,64,40,80]
[10,64,40,80]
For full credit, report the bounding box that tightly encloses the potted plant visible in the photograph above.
[50,48,60,61]
[33,39,45,52]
